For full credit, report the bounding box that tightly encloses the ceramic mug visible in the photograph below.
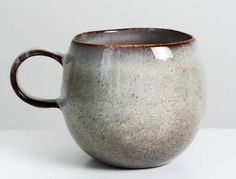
[10,28,205,168]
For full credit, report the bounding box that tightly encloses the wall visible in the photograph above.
[0,0,236,129]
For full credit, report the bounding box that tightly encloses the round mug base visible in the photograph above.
[90,158,171,169]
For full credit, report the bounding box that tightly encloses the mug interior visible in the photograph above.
[73,28,193,47]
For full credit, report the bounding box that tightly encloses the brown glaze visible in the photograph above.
[73,28,195,48]
[10,49,63,108]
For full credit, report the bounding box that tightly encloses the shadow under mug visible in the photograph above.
[10,28,205,168]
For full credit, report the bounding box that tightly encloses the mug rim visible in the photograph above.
[72,28,195,48]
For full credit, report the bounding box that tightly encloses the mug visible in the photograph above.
[10,28,205,168]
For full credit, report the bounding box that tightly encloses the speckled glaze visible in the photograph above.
[11,28,205,169]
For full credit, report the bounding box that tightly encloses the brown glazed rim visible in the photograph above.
[73,28,195,48]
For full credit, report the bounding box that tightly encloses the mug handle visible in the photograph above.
[10,49,63,108]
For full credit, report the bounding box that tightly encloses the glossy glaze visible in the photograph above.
[11,28,206,168]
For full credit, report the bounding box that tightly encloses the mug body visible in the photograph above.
[59,28,205,168]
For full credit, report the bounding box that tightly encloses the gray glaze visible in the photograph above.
[11,28,206,168]
[59,29,205,168]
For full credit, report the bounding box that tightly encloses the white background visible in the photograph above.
[0,0,236,129]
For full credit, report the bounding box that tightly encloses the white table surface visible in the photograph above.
[0,129,235,179]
